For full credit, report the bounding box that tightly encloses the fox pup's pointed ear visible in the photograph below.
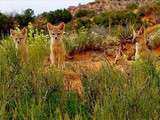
[59,22,65,30]
[10,29,15,36]
[47,22,53,31]
[139,26,145,35]
[21,28,27,35]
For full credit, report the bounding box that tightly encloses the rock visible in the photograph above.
[67,0,155,15]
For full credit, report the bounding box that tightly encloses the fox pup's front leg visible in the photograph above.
[58,53,65,68]
[50,52,57,67]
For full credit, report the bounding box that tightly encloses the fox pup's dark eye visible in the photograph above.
[52,33,55,35]
[57,33,60,35]
[116,60,119,62]
[15,38,18,40]
[19,38,22,40]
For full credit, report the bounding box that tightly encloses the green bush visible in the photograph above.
[109,25,133,40]
[63,27,102,54]
[76,18,92,29]
[37,12,48,18]
[0,12,9,37]
[75,10,96,18]
[47,9,72,24]
[93,10,143,28]
[16,9,35,27]
[126,3,139,10]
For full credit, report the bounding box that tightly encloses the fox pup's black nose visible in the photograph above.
[18,41,20,44]
[127,72,130,76]
[55,37,58,40]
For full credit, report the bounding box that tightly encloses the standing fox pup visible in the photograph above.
[47,22,66,68]
[133,26,154,61]
[10,28,29,64]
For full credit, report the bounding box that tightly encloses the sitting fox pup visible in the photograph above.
[114,51,132,76]
[133,26,154,61]
[10,28,29,64]
[47,22,66,68]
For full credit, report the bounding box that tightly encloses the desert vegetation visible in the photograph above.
[1,1,160,119]
[0,26,160,119]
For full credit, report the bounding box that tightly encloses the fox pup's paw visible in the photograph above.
[57,64,65,69]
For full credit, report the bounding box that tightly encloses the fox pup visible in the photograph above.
[10,28,29,64]
[114,50,132,76]
[47,22,66,68]
[133,26,154,61]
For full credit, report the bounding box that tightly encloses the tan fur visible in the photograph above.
[47,22,66,68]
[114,51,132,76]
[132,26,154,61]
[10,28,29,64]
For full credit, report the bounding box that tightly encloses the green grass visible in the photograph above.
[0,24,160,119]
[63,27,102,54]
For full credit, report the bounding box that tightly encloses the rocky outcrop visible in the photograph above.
[67,0,156,15]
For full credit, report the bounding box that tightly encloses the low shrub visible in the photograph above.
[63,27,102,54]
[16,8,35,27]
[109,25,133,40]
[75,10,96,18]
[47,9,72,24]
[126,3,139,10]
[76,18,92,29]
[93,10,143,28]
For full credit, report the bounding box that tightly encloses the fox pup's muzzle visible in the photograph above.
[55,37,58,40]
